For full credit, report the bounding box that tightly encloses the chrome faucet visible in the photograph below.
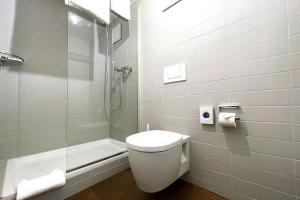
[115,65,132,73]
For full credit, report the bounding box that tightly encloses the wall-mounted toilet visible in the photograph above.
[126,130,190,193]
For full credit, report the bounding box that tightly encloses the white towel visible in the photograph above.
[65,0,110,24]
[111,0,131,20]
[16,169,65,200]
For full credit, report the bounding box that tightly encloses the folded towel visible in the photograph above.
[65,0,110,24]
[111,0,131,20]
[16,169,65,200]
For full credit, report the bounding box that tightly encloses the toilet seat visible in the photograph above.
[126,130,183,152]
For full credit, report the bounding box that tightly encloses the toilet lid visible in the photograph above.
[126,130,183,152]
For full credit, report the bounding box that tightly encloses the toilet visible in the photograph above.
[126,130,190,193]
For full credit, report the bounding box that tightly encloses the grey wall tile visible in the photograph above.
[231,149,295,177]
[295,142,300,159]
[230,90,290,106]
[232,164,295,194]
[191,131,229,147]
[226,135,294,158]
[184,175,232,200]
[189,66,229,84]
[229,55,289,78]
[228,3,287,37]
[296,161,300,178]
[238,106,292,123]
[228,21,288,51]
[227,0,286,24]
[232,177,295,200]
[139,0,299,199]
[162,84,188,97]
[292,70,300,88]
[191,154,231,175]
[229,72,290,92]
[188,53,228,72]
[296,178,300,197]
[294,125,300,142]
[290,34,300,53]
[289,16,300,35]
[191,142,230,161]
[226,121,292,141]
[190,166,231,189]
[293,107,300,124]
[190,80,228,95]
[291,53,300,70]
[227,38,289,65]
[292,89,300,106]
[288,0,300,18]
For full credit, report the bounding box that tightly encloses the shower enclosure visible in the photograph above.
[66,6,138,172]
[0,0,138,198]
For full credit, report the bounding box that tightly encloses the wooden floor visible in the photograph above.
[67,169,227,200]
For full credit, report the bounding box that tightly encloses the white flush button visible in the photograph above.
[163,62,186,84]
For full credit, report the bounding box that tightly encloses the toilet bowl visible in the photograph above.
[126,130,190,193]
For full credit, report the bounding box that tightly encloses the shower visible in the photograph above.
[0,0,138,198]
[104,24,133,122]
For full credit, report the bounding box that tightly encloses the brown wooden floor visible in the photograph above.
[67,169,227,200]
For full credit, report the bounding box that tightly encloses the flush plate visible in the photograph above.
[163,62,186,84]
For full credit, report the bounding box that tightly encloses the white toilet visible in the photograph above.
[126,130,190,193]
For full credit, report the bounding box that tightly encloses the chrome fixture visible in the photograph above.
[115,65,132,74]
[0,51,24,66]
[218,103,240,120]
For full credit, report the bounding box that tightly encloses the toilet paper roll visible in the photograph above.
[218,112,237,128]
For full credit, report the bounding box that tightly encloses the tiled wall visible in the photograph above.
[110,2,139,142]
[67,11,109,146]
[0,0,68,158]
[139,0,300,199]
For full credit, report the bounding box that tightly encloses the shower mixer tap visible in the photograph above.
[115,65,132,74]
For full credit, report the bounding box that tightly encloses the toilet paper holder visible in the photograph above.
[218,103,240,120]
